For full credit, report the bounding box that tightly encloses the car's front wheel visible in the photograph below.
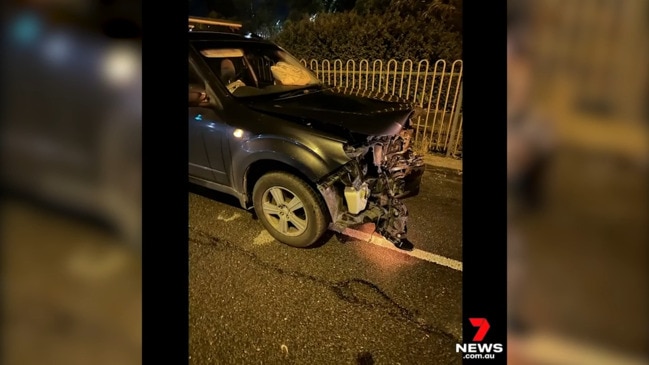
[252,172,329,248]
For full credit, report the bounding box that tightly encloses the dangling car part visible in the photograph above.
[318,122,425,251]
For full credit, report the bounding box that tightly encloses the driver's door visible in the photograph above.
[188,60,228,185]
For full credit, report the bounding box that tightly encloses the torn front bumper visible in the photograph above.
[317,146,425,250]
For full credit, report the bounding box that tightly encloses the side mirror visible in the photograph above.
[189,83,210,107]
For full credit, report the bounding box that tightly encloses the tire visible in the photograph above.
[252,172,329,248]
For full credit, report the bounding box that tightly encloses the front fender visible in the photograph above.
[230,135,349,195]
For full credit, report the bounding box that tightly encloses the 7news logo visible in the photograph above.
[455,318,503,360]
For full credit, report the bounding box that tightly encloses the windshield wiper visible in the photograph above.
[274,85,324,99]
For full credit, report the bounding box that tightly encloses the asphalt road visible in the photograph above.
[189,165,463,365]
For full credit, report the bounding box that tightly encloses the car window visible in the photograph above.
[195,43,321,98]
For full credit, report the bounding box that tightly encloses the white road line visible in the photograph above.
[362,237,463,271]
[409,249,463,271]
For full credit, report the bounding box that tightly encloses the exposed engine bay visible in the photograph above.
[317,119,425,250]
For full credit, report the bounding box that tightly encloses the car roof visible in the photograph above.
[189,16,242,29]
[188,31,273,45]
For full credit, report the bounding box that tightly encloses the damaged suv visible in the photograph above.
[189,30,424,250]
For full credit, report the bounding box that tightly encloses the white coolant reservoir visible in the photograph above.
[344,183,370,215]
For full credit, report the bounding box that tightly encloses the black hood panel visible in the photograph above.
[247,87,414,140]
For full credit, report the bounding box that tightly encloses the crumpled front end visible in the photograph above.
[317,115,425,250]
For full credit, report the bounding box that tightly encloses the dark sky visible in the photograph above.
[189,0,290,21]
[188,0,210,17]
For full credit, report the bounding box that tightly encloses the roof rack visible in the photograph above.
[189,17,243,32]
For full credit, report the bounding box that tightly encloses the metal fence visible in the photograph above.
[300,58,463,158]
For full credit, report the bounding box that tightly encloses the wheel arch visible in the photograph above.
[230,136,349,207]
[242,159,320,208]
